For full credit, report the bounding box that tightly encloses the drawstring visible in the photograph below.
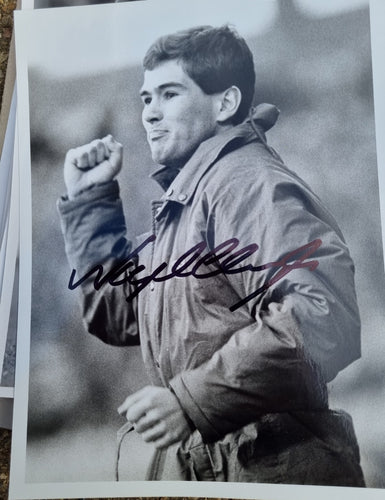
[114,422,167,481]
[115,421,134,481]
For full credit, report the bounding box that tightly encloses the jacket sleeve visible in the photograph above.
[57,180,140,346]
[169,155,361,442]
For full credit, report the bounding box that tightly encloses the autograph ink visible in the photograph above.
[68,236,322,312]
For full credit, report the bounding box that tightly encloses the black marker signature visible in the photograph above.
[68,235,322,312]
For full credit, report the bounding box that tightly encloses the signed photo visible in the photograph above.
[10,0,385,499]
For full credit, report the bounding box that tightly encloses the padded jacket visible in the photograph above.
[58,107,364,485]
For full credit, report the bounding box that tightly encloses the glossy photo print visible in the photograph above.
[0,95,18,399]
[10,0,385,499]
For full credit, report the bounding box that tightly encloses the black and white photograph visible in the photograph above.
[10,0,385,498]
[0,97,18,399]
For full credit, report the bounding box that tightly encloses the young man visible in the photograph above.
[58,25,365,484]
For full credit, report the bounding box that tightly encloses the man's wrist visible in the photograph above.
[168,385,196,432]
[66,180,114,201]
[58,179,121,215]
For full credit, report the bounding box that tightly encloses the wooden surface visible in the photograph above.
[0,428,11,499]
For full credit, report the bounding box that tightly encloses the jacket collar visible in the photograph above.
[150,103,279,207]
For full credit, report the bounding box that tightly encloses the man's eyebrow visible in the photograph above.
[139,82,188,97]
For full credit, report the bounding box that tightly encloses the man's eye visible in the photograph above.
[143,97,152,105]
[164,91,177,100]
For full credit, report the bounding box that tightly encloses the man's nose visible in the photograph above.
[143,99,163,123]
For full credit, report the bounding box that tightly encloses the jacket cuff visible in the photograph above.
[169,374,221,442]
[57,180,120,215]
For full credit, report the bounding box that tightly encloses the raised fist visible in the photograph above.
[64,135,123,200]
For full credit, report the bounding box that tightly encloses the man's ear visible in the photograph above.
[216,86,242,124]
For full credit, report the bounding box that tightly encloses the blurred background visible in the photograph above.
[24,0,385,488]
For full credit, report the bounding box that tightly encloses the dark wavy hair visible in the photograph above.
[143,25,256,125]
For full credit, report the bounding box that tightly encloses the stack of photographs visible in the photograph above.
[0,0,384,499]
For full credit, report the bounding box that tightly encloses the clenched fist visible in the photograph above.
[64,135,123,200]
[118,386,192,449]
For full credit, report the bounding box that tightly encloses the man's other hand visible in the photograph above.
[64,135,123,200]
[117,386,192,449]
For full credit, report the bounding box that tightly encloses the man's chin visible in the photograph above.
[151,151,177,168]
[150,147,167,165]
[151,150,192,169]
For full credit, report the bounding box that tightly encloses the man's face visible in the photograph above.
[140,60,220,168]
